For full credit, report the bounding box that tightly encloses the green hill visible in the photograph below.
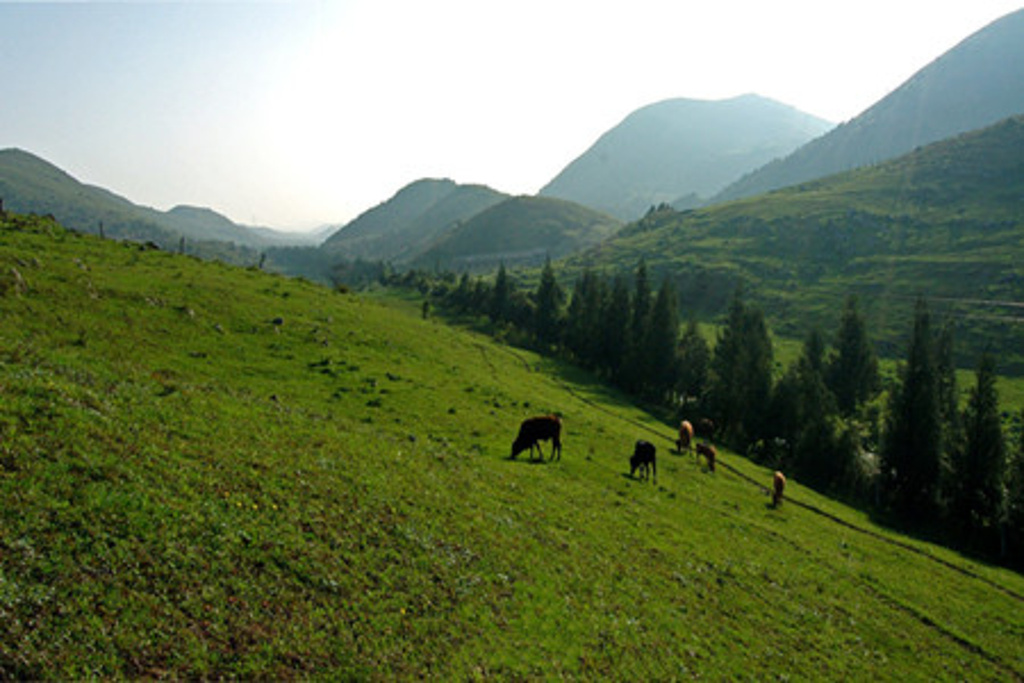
[0,148,311,252]
[3,211,1024,678]
[319,178,509,264]
[413,195,622,271]
[570,115,1024,371]
[539,95,832,220]
[715,9,1024,202]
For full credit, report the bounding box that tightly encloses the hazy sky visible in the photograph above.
[1,1,1020,230]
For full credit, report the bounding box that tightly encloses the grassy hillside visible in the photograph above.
[319,178,509,264]
[3,212,1024,679]
[414,195,622,272]
[0,148,308,255]
[570,116,1024,371]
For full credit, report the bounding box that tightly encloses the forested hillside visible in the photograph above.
[568,115,1024,372]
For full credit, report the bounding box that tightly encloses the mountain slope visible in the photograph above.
[571,115,1024,370]
[3,211,1024,678]
[0,148,315,250]
[413,195,622,270]
[716,9,1024,202]
[539,94,833,220]
[319,178,509,263]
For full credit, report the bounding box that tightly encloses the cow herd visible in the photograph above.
[510,415,787,508]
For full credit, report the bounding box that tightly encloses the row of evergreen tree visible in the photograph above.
[389,260,1024,567]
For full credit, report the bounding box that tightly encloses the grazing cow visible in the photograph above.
[696,442,716,472]
[630,440,657,483]
[772,471,787,507]
[511,415,562,461]
[676,420,694,454]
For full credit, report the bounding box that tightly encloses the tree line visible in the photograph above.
[385,260,1024,568]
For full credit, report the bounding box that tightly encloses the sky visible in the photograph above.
[1,1,1021,231]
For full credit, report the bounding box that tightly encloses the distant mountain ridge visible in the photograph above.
[0,148,320,249]
[319,178,509,263]
[715,8,1024,202]
[412,195,622,271]
[539,94,833,220]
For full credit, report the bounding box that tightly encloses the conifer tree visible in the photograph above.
[708,288,773,448]
[622,260,653,393]
[452,272,472,312]
[565,269,604,367]
[949,353,1005,544]
[533,257,564,347]
[792,329,840,486]
[676,318,709,404]
[645,278,680,400]
[827,295,879,415]
[881,297,941,521]
[935,320,960,468]
[602,275,630,381]
[489,263,510,324]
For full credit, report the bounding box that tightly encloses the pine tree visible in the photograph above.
[792,329,840,487]
[601,275,630,381]
[533,257,564,347]
[645,278,680,400]
[827,295,879,415]
[708,288,773,448]
[676,318,709,405]
[935,320,960,469]
[622,260,653,394]
[489,263,510,324]
[451,272,472,311]
[949,353,1005,546]
[881,298,941,521]
[565,269,604,367]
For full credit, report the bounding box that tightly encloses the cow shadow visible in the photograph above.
[505,454,552,465]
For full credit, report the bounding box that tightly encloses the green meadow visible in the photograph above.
[2,213,1024,679]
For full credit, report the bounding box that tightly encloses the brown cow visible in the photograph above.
[676,420,694,454]
[772,471,786,507]
[511,415,562,461]
[696,442,716,472]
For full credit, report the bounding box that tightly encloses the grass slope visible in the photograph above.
[3,213,1024,679]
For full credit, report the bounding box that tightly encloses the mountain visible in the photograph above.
[0,148,318,250]
[538,94,833,220]
[569,115,1024,371]
[715,9,1024,202]
[412,195,622,271]
[319,178,509,263]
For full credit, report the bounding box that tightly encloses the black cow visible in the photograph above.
[511,415,562,461]
[630,440,656,483]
